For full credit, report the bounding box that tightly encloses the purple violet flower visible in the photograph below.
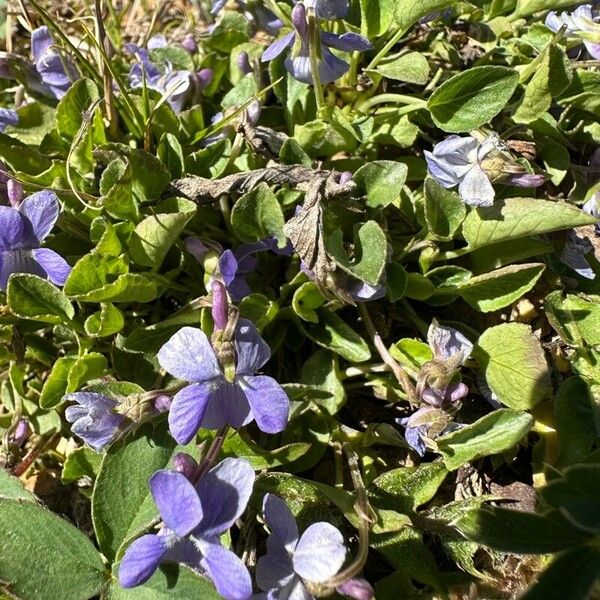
[119,457,255,600]
[425,134,543,207]
[0,26,78,99]
[126,35,212,113]
[65,392,126,451]
[186,236,289,301]
[256,493,347,598]
[546,4,600,59]
[425,135,499,207]
[261,3,373,85]
[157,320,290,444]
[560,229,596,279]
[0,108,18,133]
[583,192,600,235]
[0,190,71,290]
[336,578,375,600]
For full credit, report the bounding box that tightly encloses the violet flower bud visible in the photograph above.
[172,452,198,480]
[339,171,353,185]
[292,3,309,37]
[11,419,30,448]
[7,178,24,208]
[237,51,253,76]
[336,578,375,600]
[153,394,172,412]
[181,34,198,54]
[211,280,229,332]
[196,67,213,92]
[504,173,545,188]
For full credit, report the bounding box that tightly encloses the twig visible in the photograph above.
[358,303,417,404]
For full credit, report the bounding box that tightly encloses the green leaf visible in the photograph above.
[67,353,109,392]
[514,46,572,123]
[129,199,196,267]
[370,464,448,514]
[0,469,36,502]
[354,161,407,209]
[457,263,545,312]
[436,409,534,470]
[394,0,454,34]
[64,254,158,303]
[300,308,371,362]
[292,282,326,323]
[462,198,596,251]
[230,182,286,245]
[157,132,185,179]
[544,292,600,347]
[106,564,222,599]
[92,421,179,561]
[513,0,582,19]
[7,273,74,323]
[540,464,600,534]
[8,102,55,145]
[369,52,430,85]
[0,499,106,600]
[56,78,102,139]
[457,505,588,553]
[474,323,551,410]
[360,0,396,36]
[218,430,310,470]
[424,178,466,240]
[62,447,102,484]
[300,349,346,415]
[39,356,77,409]
[85,303,125,337]
[428,66,519,132]
[520,545,600,600]
[554,377,598,467]
[327,221,388,285]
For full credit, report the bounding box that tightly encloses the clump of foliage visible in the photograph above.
[0,0,599,599]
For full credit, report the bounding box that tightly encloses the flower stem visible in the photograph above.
[194,425,229,482]
[358,303,417,404]
[307,8,325,111]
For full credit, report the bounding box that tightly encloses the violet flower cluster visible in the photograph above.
[125,35,212,113]
[262,3,372,84]
[119,457,255,600]
[0,190,71,291]
[0,26,78,99]
[425,134,544,206]
[546,4,600,59]
[157,318,289,444]
[398,320,473,456]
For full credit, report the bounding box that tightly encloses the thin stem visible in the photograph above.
[319,443,370,593]
[194,425,229,482]
[307,9,326,111]
[357,94,427,114]
[367,26,409,71]
[358,303,417,404]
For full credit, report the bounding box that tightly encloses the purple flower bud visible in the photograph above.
[237,51,253,76]
[7,178,24,208]
[504,173,545,188]
[336,578,375,600]
[291,3,308,37]
[11,419,30,447]
[211,280,229,331]
[339,171,353,185]
[196,67,213,91]
[181,34,198,54]
[153,394,172,412]
[172,452,199,480]
[246,99,261,126]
